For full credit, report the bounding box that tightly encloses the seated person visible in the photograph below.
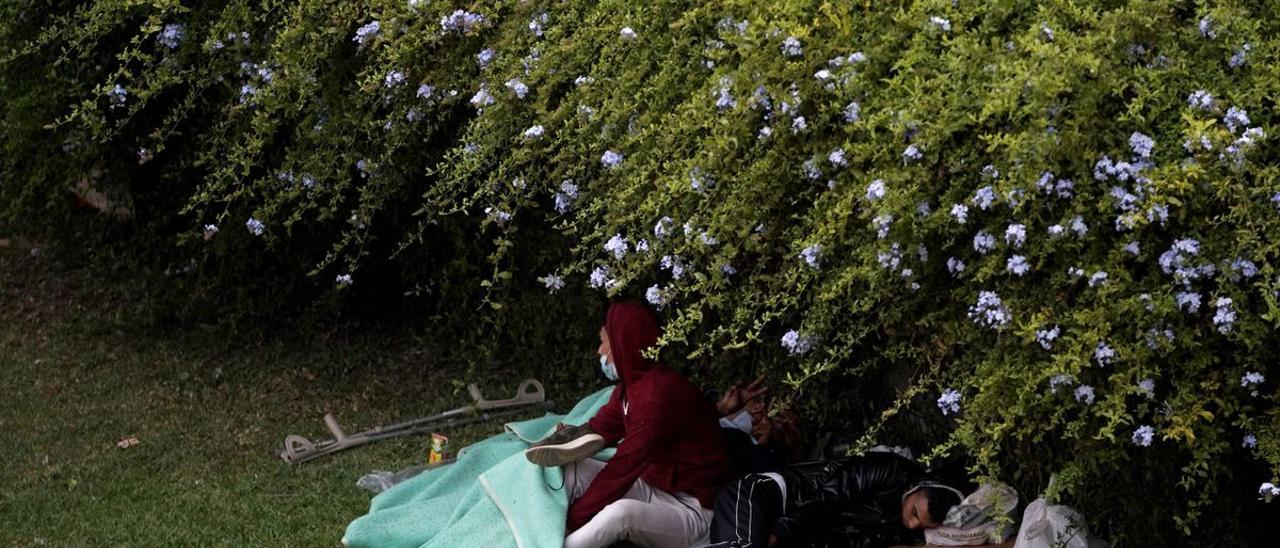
[707,451,963,548]
[525,301,731,548]
[714,377,807,477]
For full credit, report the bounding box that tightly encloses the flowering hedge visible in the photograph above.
[4,0,1280,542]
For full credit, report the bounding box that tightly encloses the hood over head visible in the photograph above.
[604,301,662,388]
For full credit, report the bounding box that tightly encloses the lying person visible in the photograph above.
[524,301,731,548]
[705,451,964,548]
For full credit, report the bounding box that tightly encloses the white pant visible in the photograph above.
[563,458,713,548]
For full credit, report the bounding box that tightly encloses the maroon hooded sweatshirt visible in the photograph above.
[566,302,730,532]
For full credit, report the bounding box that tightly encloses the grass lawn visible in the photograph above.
[0,237,562,546]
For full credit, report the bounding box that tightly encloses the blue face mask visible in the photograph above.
[599,354,619,382]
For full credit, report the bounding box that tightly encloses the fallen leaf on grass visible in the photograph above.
[116,436,140,449]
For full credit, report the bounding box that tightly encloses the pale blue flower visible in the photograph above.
[523,125,545,140]
[916,201,932,217]
[843,101,861,123]
[1242,371,1265,388]
[937,389,961,415]
[470,85,495,108]
[660,255,687,280]
[1073,384,1095,404]
[1243,434,1258,449]
[476,48,496,68]
[245,217,265,236]
[1137,378,1156,399]
[1088,271,1108,287]
[1176,291,1202,313]
[947,257,966,275]
[353,21,381,47]
[1261,483,1280,498]
[385,70,407,88]
[604,234,629,259]
[1213,297,1236,333]
[902,144,923,163]
[877,243,902,271]
[873,214,893,239]
[1229,43,1251,68]
[969,290,1011,329]
[1131,425,1155,447]
[1007,255,1030,276]
[1067,266,1084,278]
[699,231,718,246]
[781,330,815,355]
[981,164,999,180]
[930,16,952,32]
[866,179,887,201]
[619,27,637,40]
[1036,325,1060,350]
[1224,106,1250,133]
[721,264,738,276]
[159,23,185,49]
[688,168,715,193]
[588,266,612,289]
[646,285,667,308]
[1039,23,1054,42]
[538,274,565,293]
[653,216,674,239]
[634,239,650,253]
[601,150,624,169]
[1049,374,1074,394]
[1070,216,1088,237]
[1129,132,1155,158]
[802,158,821,181]
[505,78,529,99]
[1094,341,1116,366]
[800,244,824,269]
[828,148,848,168]
[780,36,802,58]
[1187,90,1214,111]
[336,274,353,286]
[1229,257,1258,280]
[484,207,511,223]
[108,84,127,107]
[1005,224,1026,248]
[973,231,996,254]
[950,204,969,224]
[1198,17,1215,39]
[790,116,807,133]
[972,186,996,210]
[441,10,487,34]
[1124,241,1141,256]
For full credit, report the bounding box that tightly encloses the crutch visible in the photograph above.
[277,379,547,465]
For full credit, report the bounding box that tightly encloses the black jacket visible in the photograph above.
[773,452,931,548]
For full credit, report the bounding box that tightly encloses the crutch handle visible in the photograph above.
[324,413,347,440]
[470,379,546,410]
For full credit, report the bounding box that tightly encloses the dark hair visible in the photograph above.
[919,486,962,525]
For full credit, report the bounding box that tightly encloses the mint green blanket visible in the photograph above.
[342,387,615,548]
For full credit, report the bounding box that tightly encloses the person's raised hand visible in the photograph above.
[717,376,769,417]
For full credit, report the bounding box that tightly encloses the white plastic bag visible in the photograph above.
[1014,498,1109,548]
[925,482,1019,546]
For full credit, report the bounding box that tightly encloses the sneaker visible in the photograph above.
[524,433,606,466]
[529,424,591,449]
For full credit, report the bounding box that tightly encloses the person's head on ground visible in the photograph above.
[597,301,661,384]
[900,484,962,530]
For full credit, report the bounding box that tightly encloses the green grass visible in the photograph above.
[0,237,558,546]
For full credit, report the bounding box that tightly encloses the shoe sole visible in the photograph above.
[524,434,606,467]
